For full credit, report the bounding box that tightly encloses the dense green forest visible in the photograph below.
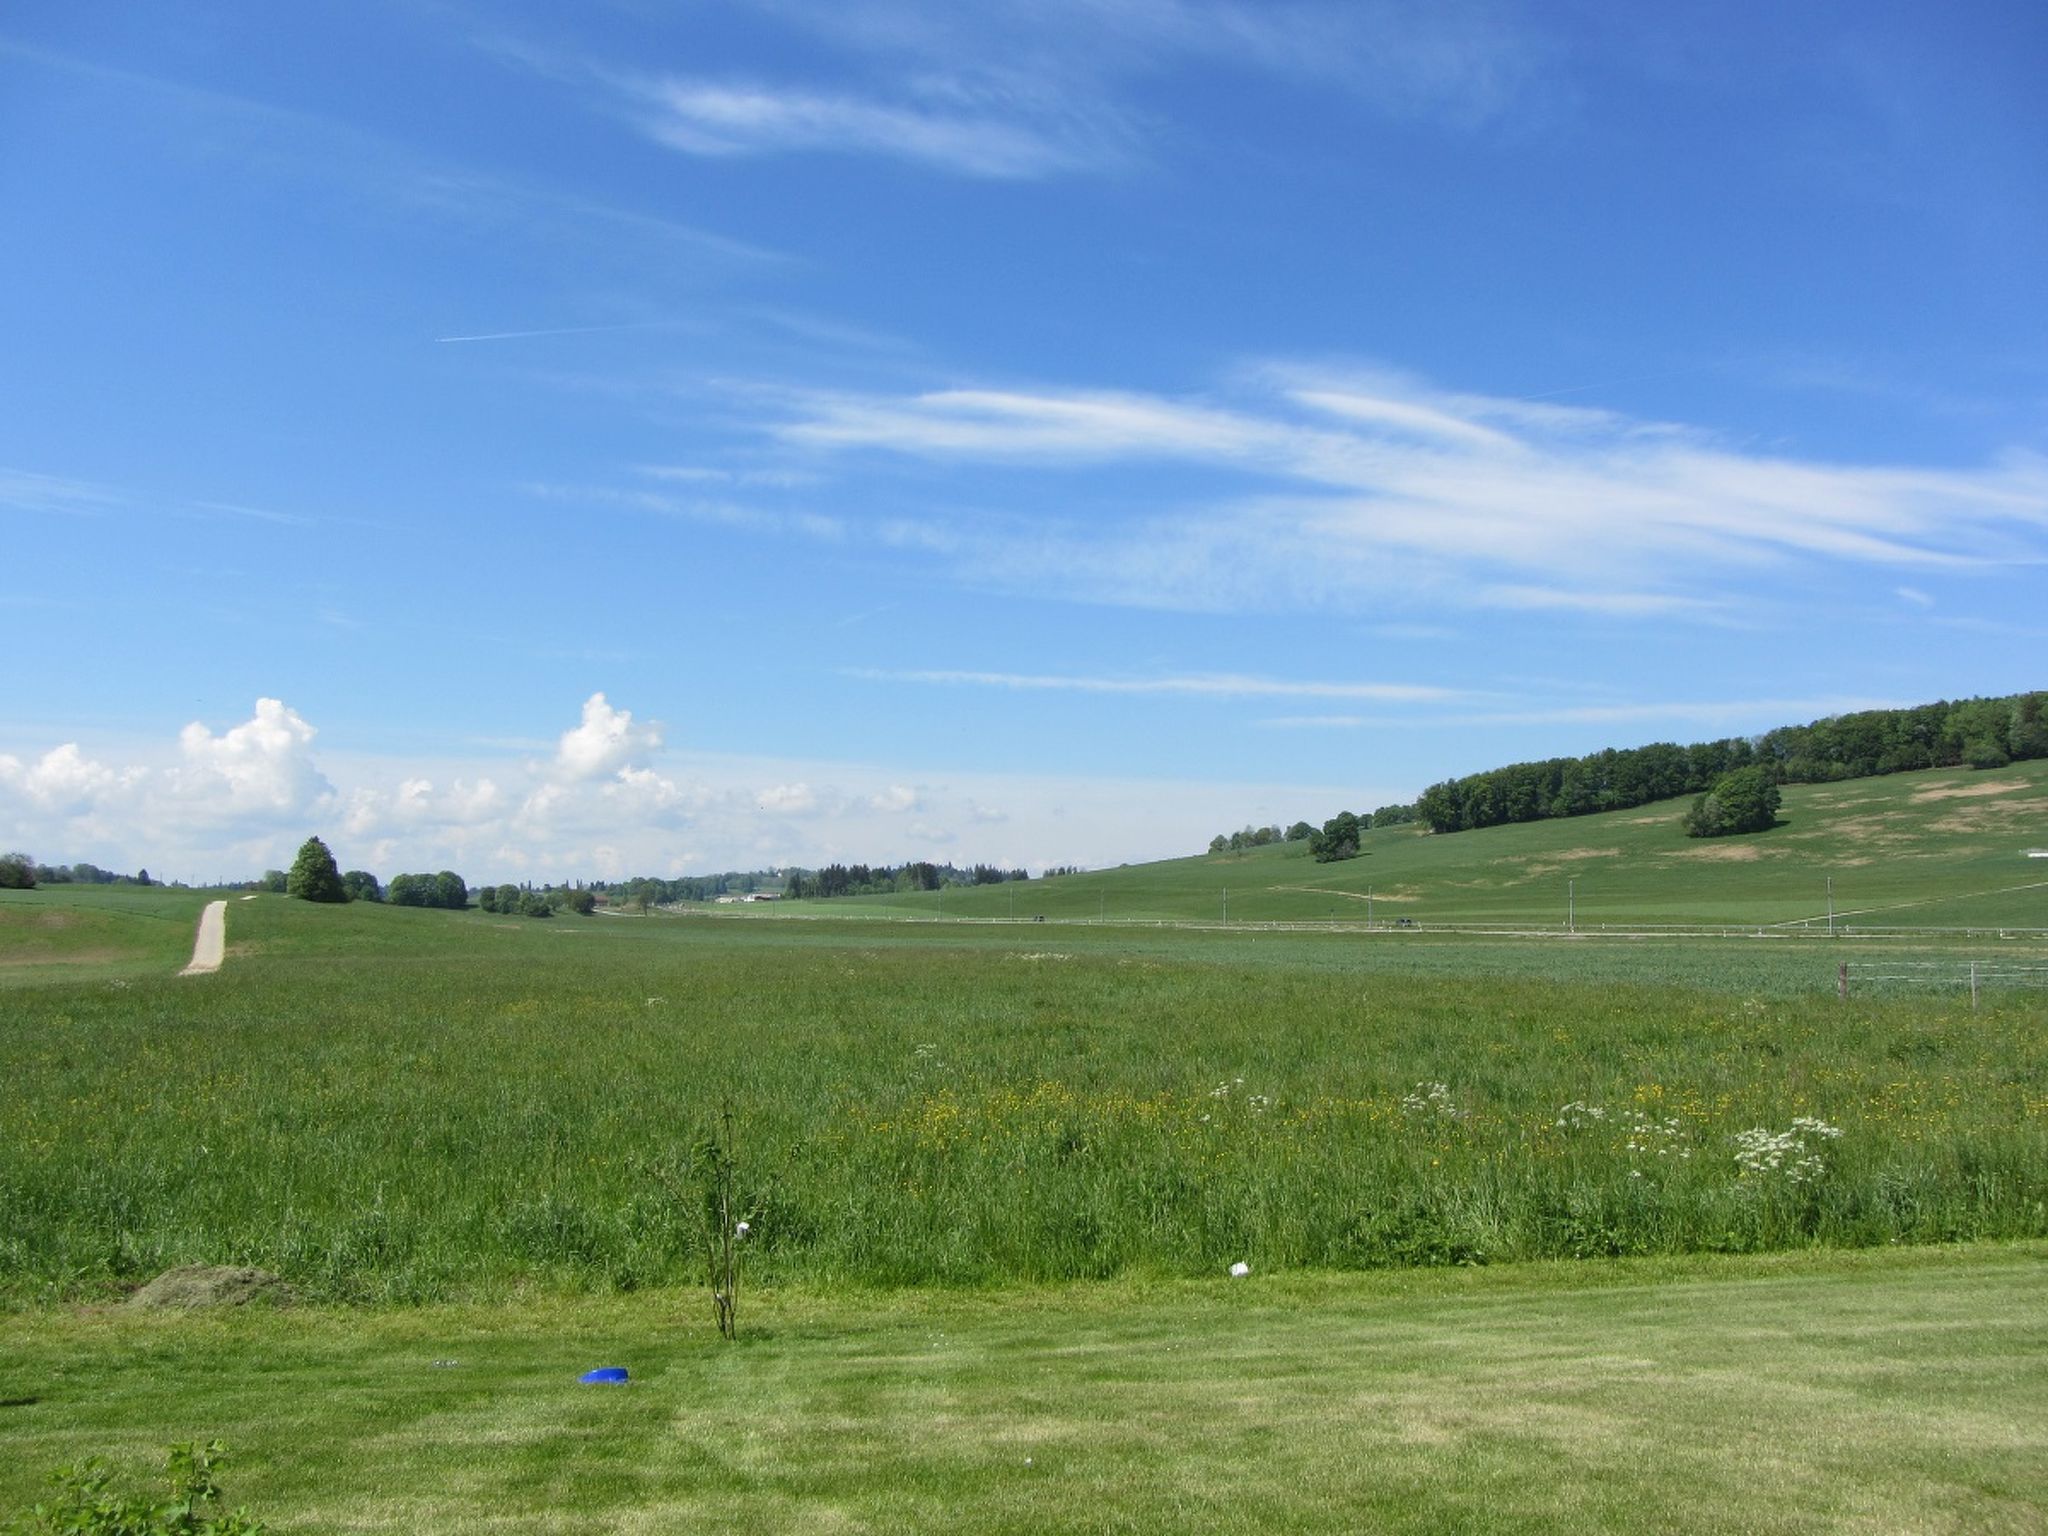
[1414,691,2045,835]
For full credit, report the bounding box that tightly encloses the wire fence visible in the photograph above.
[1839,959,2048,1006]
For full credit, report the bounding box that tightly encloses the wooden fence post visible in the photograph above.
[1838,961,1848,1001]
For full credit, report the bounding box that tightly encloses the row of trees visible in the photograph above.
[785,861,1031,900]
[251,860,377,901]
[1203,801,1420,860]
[387,870,470,909]
[478,883,596,917]
[594,870,774,910]
[1414,693,2048,836]
[1206,823,1307,854]
[1,857,155,889]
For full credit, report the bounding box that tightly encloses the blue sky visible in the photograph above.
[3,0,2044,884]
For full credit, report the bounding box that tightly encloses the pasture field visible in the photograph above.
[2,886,2042,1304]
[806,759,2048,929]
[0,885,212,986]
[1,1245,2042,1533]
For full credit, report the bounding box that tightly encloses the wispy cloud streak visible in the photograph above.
[849,668,1464,702]
[769,367,2048,616]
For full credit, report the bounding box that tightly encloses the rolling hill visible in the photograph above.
[797,759,2048,930]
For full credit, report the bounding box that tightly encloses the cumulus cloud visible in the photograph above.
[553,692,662,781]
[170,698,334,817]
[0,743,140,812]
[378,776,506,825]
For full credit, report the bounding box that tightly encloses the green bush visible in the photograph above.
[1683,766,1781,838]
[7,1441,265,1534]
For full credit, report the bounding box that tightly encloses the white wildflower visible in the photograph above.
[1229,1261,1251,1278]
[1402,1082,1466,1120]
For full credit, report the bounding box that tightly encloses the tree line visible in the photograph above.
[0,855,155,890]
[1414,692,2046,835]
[1203,803,1418,863]
[784,861,1031,900]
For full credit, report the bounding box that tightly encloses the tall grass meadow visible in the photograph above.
[2,898,2042,1302]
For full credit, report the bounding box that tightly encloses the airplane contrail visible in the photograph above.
[434,322,656,343]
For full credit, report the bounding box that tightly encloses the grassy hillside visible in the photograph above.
[0,884,214,986]
[803,759,2048,929]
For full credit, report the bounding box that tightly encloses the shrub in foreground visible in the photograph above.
[7,1441,265,1535]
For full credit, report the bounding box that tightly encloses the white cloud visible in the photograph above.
[769,371,2048,617]
[849,668,1463,701]
[869,783,921,813]
[381,776,505,825]
[170,698,334,818]
[0,743,140,811]
[1896,585,1935,607]
[756,782,819,814]
[2,696,1382,883]
[553,692,662,781]
[582,1,1542,182]
[630,77,1121,178]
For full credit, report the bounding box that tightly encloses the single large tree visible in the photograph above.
[1310,811,1365,863]
[1682,766,1782,839]
[286,836,348,902]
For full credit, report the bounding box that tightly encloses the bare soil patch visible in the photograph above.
[1668,842,1771,862]
[1928,801,2042,835]
[1910,778,2031,803]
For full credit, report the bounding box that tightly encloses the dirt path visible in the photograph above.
[180,900,227,976]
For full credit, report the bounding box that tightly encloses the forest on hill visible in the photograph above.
[1414,691,2045,835]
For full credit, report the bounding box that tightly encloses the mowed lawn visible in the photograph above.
[1,1245,2042,1534]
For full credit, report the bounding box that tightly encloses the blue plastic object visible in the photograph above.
[579,1366,629,1384]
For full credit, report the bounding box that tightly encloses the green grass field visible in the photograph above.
[2,1246,2041,1533]
[3,782,2046,1528]
[0,885,213,987]
[2,879,2042,1304]
[795,759,2048,929]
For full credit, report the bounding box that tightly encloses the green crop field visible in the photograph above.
[793,759,2048,930]
[3,781,2044,1530]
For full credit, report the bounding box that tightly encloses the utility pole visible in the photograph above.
[1569,878,1576,935]
[1826,876,1834,937]
[1222,886,1228,925]
[1368,887,1374,929]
